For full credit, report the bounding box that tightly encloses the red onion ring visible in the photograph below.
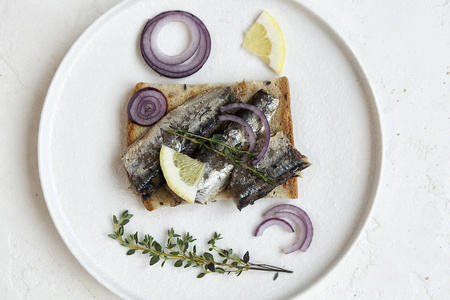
[273,212,308,254]
[264,204,314,252]
[220,103,270,165]
[127,88,167,126]
[218,114,256,162]
[254,217,294,237]
[150,14,201,65]
[140,10,211,78]
[143,21,209,77]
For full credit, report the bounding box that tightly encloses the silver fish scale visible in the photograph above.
[195,91,279,204]
[122,87,236,200]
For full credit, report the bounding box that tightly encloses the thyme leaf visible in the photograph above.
[109,211,293,278]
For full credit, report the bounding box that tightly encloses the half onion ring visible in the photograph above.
[140,10,211,78]
[254,217,295,237]
[220,103,270,165]
[127,87,168,126]
[273,211,308,254]
[264,204,314,252]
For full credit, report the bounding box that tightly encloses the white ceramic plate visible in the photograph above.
[38,0,382,299]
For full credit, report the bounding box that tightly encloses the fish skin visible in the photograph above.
[195,90,279,203]
[122,87,237,200]
[227,131,310,210]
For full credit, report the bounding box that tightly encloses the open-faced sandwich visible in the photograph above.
[121,77,310,211]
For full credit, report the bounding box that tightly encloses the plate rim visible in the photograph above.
[287,2,383,298]
[38,0,383,299]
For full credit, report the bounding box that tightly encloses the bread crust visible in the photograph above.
[125,77,299,211]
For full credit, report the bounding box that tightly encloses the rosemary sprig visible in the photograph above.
[166,127,275,185]
[109,211,292,280]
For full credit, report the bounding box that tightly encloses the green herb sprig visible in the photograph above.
[109,211,292,280]
[166,127,274,185]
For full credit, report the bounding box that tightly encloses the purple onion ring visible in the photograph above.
[140,10,211,78]
[149,13,201,65]
[264,204,314,252]
[127,88,167,126]
[254,217,295,237]
[143,19,208,74]
[221,103,270,165]
[273,211,308,254]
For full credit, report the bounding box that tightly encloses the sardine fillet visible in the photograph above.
[227,132,311,210]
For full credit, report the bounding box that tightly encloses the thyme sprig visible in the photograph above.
[109,211,292,279]
[166,127,274,185]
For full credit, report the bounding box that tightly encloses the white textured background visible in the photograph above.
[1,0,449,299]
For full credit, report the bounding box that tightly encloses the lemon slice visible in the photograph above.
[242,10,286,74]
[160,145,205,203]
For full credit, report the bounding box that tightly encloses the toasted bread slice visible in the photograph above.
[126,77,297,211]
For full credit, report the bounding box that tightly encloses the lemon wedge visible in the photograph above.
[160,145,205,203]
[242,10,286,74]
